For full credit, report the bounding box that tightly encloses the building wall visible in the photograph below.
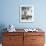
[0,0,46,29]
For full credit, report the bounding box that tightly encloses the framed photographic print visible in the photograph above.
[20,5,34,22]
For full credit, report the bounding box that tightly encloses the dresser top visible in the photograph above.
[4,29,44,33]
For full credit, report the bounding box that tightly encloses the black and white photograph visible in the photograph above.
[20,5,34,22]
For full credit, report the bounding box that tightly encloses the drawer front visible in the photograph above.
[32,44,44,46]
[24,32,44,36]
[3,32,23,36]
[3,43,23,46]
[32,36,45,44]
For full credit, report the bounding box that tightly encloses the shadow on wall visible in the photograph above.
[0,24,7,43]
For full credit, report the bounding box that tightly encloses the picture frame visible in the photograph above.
[20,5,34,22]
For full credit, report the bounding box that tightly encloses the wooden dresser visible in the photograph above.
[2,29,45,46]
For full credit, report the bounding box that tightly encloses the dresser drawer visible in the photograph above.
[3,42,23,46]
[3,32,23,36]
[32,36,45,44]
[32,44,44,46]
[24,32,44,36]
